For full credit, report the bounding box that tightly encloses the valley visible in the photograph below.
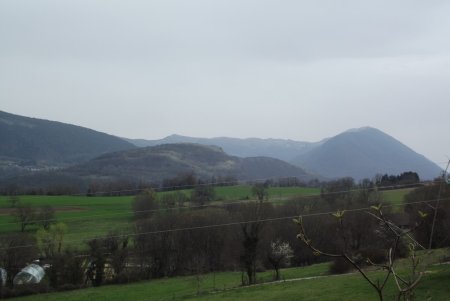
[0,110,448,301]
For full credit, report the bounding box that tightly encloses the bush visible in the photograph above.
[55,283,83,292]
[132,189,158,219]
[0,283,51,299]
[106,270,142,285]
[329,257,353,274]
[361,248,386,264]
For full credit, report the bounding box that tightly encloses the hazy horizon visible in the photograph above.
[1,1,449,167]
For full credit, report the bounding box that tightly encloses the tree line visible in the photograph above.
[0,171,321,196]
[1,173,448,299]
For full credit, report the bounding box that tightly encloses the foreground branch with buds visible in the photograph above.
[294,205,427,301]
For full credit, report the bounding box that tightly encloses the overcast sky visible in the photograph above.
[1,0,449,167]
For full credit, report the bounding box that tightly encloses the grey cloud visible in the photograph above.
[1,0,449,61]
[1,0,449,165]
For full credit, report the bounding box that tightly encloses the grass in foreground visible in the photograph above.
[9,257,450,301]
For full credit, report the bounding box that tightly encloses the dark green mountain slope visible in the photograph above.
[66,143,315,182]
[1,143,317,193]
[0,110,135,168]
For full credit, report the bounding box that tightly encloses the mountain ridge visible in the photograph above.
[126,127,441,180]
[0,143,318,192]
[0,110,135,177]
[0,110,442,183]
[124,134,323,162]
[291,127,441,180]
[66,143,316,182]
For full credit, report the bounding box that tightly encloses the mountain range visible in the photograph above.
[0,110,443,189]
[125,135,321,162]
[65,143,313,183]
[126,128,442,180]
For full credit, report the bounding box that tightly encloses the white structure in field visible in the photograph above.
[0,268,6,286]
[13,264,45,285]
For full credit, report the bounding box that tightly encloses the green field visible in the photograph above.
[0,186,321,244]
[0,186,410,244]
[381,188,413,205]
[215,186,321,201]
[0,186,440,301]
[0,195,135,242]
[8,249,450,301]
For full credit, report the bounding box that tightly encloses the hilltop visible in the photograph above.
[0,110,442,183]
[291,127,442,180]
[0,110,135,178]
[66,143,315,183]
[127,127,441,180]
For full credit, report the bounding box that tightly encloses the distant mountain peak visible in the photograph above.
[165,134,186,139]
[343,126,378,133]
[292,127,441,180]
[2,109,440,183]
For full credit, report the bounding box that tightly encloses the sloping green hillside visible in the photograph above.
[0,110,135,170]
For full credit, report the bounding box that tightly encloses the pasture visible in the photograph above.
[0,186,410,245]
[1,185,440,301]
[8,249,450,301]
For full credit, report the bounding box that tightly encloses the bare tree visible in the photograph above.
[7,195,20,208]
[236,201,272,285]
[103,231,129,280]
[132,189,158,220]
[37,205,56,230]
[404,180,450,249]
[13,203,36,232]
[252,183,269,201]
[190,185,215,206]
[86,238,108,287]
[48,248,84,289]
[0,234,36,287]
[294,204,427,301]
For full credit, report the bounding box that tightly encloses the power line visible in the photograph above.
[4,176,313,200]
[0,181,432,227]
[428,159,450,249]
[1,197,449,251]
[4,175,438,201]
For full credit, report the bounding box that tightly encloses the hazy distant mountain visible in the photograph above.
[0,110,135,172]
[66,143,315,182]
[127,129,441,181]
[125,135,321,162]
[1,109,441,184]
[291,127,442,180]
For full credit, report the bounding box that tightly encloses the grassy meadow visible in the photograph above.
[0,186,322,240]
[380,188,413,205]
[0,186,411,245]
[1,185,443,301]
[8,249,450,301]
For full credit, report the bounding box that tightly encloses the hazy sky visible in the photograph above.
[1,0,449,167]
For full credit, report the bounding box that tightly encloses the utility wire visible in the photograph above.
[428,160,450,249]
[1,197,449,251]
[4,176,313,200]
[3,176,437,202]
[0,181,432,227]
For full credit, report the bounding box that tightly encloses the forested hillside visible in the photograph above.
[0,110,135,175]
